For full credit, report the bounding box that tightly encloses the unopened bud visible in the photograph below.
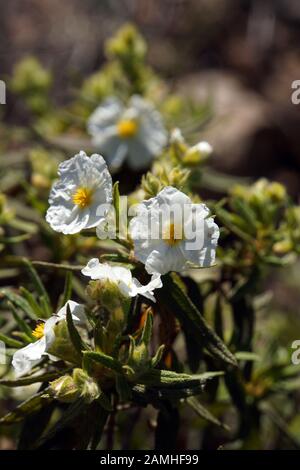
[49,375,79,403]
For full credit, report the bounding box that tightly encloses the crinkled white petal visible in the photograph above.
[46,151,112,234]
[145,245,187,275]
[81,259,162,301]
[12,338,47,377]
[56,300,86,323]
[131,273,162,302]
[129,186,220,275]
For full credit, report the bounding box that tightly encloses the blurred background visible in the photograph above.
[1,0,300,195]
[1,0,300,450]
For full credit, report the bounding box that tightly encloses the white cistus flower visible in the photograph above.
[87,95,168,171]
[129,186,220,275]
[46,150,112,234]
[82,258,162,302]
[12,301,85,377]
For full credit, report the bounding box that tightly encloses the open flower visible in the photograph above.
[87,95,168,171]
[82,258,162,302]
[129,186,220,275]
[46,151,112,234]
[12,301,85,377]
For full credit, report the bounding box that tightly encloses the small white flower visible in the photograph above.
[87,95,168,171]
[12,301,85,377]
[46,150,112,234]
[129,186,220,275]
[81,258,162,302]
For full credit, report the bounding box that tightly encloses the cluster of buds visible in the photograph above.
[50,368,100,404]
[141,163,190,199]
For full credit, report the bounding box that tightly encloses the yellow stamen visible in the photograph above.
[162,223,184,246]
[32,323,45,339]
[117,119,138,138]
[72,187,93,209]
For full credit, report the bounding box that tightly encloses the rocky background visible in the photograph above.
[1,0,300,195]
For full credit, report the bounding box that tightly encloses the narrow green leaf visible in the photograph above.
[0,391,52,425]
[8,301,34,340]
[33,399,86,449]
[116,374,132,402]
[151,345,165,368]
[187,396,227,429]
[89,404,109,450]
[140,310,153,345]
[83,351,123,374]
[20,287,44,318]
[66,304,85,358]
[235,351,261,362]
[0,288,38,320]
[0,371,62,387]
[23,259,51,315]
[138,369,223,388]
[113,181,120,235]
[159,274,237,367]
[58,271,73,310]
[0,332,23,348]
[97,389,113,411]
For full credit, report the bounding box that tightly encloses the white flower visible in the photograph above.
[12,301,85,377]
[46,150,112,234]
[81,258,162,302]
[87,95,168,171]
[129,186,220,275]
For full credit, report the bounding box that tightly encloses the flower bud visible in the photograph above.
[73,368,100,404]
[183,141,213,166]
[49,375,80,403]
[265,182,286,202]
[86,279,123,311]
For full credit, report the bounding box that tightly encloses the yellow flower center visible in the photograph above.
[32,323,45,339]
[117,119,138,138]
[162,222,184,246]
[72,187,93,209]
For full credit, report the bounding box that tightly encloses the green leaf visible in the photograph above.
[18,402,55,450]
[151,345,165,368]
[83,351,123,374]
[89,404,109,450]
[0,390,53,425]
[8,301,34,340]
[159,274,237,367]
[0,332,23,348]
[58,271,73,310]
[116,374,132,402]
[138,369,223,388]
[187,396,227,429]
[19,287,45,318]
[66,304,86,358]
[97,389,113,411]
[113,181,120,235]
[33,399,86,449]
[232,198,257,234]
[215,207,253,242]
[0,288,38,320]
[235,351,261,362]
[0,371,63,387]
[23,259,52,316]
[140,309,153,345]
